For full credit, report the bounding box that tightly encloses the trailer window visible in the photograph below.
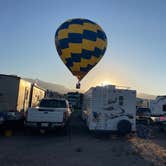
[25,88,29,100]
[119,96,124,106]
[162,105,166,112]
[39,99,67,108]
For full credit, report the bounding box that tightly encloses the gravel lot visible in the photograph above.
[0,112,165,166]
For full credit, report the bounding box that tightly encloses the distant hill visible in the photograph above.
[24,78,157,99]
[24,78,71,94]
[137,93,156,100]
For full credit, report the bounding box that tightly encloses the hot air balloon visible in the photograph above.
[55,18,107,89]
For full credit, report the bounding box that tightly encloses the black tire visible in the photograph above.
[63,126,68,135]
[59,125,68,136]
[159,124,166,132]
[117,120,132,136]
[24,127,32,136]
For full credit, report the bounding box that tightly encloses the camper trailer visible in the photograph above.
[0,74,45,123]
[82,85,136,134]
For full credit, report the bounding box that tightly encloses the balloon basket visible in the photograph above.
[76,82,81,89]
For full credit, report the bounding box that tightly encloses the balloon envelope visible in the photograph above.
[55,18,107,81]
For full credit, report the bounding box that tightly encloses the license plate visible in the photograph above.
[41,123,48,127]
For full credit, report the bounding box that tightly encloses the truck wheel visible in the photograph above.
[61,126,68,136]
[24,127,31,136]
[117,120,132,136]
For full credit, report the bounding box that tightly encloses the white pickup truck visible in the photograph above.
[25,98,71,131]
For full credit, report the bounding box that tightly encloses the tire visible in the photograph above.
[159,124,166,132]
[59,125,68,136]
[24,127,31,136]
[117,120,132,136]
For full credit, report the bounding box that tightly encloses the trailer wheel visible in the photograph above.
[117,120,132,136]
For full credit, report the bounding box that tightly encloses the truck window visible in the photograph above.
[162,104,166,112]
[39,99,67,108]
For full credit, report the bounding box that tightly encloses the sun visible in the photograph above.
[100,80,111,86]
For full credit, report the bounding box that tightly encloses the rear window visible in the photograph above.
[39,99,67,108]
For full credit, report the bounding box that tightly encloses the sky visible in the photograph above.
[0,0,166,95]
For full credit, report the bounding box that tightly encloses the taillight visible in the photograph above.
[63,111,68,120]
[160,116,166,121]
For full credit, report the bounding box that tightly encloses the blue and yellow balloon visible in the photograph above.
[55,18,107,88]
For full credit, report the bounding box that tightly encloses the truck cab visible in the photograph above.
[25,98,71,131]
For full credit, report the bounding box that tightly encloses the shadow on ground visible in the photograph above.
[0,111,165,166]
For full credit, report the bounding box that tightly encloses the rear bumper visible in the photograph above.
[24,121,66,129]
[150,118,166,125]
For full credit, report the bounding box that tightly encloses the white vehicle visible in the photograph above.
[150,96,166,116]
[25,98,71,130]
[149,96,166,129]
[82,85,136,135]
[0,74,45,124]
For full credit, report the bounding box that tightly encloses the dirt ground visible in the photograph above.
[0,112,165,166]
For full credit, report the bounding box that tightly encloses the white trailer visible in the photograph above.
[82,85,136,134]
[149,96,166,116]
[149,96,166,129]
[0,74,45,123]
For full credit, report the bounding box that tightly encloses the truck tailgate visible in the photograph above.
[27,108,64,123]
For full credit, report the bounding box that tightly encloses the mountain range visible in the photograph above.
[25,78,156,99]
[25,78,71,94]
[136,93,156,100]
